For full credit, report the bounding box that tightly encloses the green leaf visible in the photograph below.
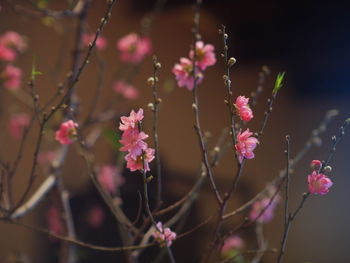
[346,118,350,124]
[273,72,285,95]
[31,56,43,80]
[103,128,121,152]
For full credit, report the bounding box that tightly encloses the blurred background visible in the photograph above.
[0,0,349,262]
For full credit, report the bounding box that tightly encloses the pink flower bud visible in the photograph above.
[310,160,322,170]
[152,222,177,247]
[235,129,259,163]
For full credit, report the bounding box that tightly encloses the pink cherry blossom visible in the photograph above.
[234,96,253,122]
[9,113,30,139]
[98,165,125,194]
[87,205,105,229]
[189,41,216,70]
[0,31,26,52]
[125,147,155,172]
[172,57,203,91]
[120,129,149,159]
[235,129,259,163]
[1,65,22,90]
[238,105,253,122]
[55,120,79,145]
[308,171,333,195]
[117,33,152,63]
[119,108,144,131]
[310,159,322,171]
[113,81,139,99]
[83,33,106,51]
[152,222,177,247]
[221,235,244,254]
[235,96,249,108]
[0,43,16,62]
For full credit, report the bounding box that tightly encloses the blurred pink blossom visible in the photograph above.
[1,64,22,90]
[152,222,177,247]
[87,205,105,229]
[189,41,216,70]
[83,33,106,51]
[172,57,203,91]
[47,205,63,241]
[0,43,16,62]
[38,151,57,165]
[235,129,259,163]
[249,197,278,223]
[0,31,26,52]
[113,81,139,99]
[308,171,333,195]
[221,235,244,254]
[117,33,151,63]
[98,165,125,194]
[9,113,30,139]
[55,120,78,145]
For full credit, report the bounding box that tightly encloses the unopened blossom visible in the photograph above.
[221,235,244,254]
[152,222,177,247]
[234,96,253,122]
[117,33,151,63]
[0,43,16,61]
[119,108,144,131]
[1,65,22,90]
[308,171,333,195]
[249,197,279,223]
[125,147,155,172]
[9,113,30,139]
[172,57,203,91]
[87,205,105,229]
[235,129,259,163]
[310,159,322,171]
[113,81,139,99]
[98,165,125,195]
[55,120,78,145]
[0,31,26,52]
[120,129,149,159]
[189,41,216,70]
[83,33,106,51]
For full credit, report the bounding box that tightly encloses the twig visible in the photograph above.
[150,56,163,209]
[191,0,222,206]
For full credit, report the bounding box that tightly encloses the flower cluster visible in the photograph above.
[307,160,333,195]
[55,120,79,145]
[172,41,216,91]
[117,33,152,64]
[98,165,125,195]
[249,186,280,223]
[83,33,107,51]
[119,109,155,172]
[235,129,259,163]
[113,80,139,100]
[0,31,26,62]
[234,95,253,122]
[152,222,177,247]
